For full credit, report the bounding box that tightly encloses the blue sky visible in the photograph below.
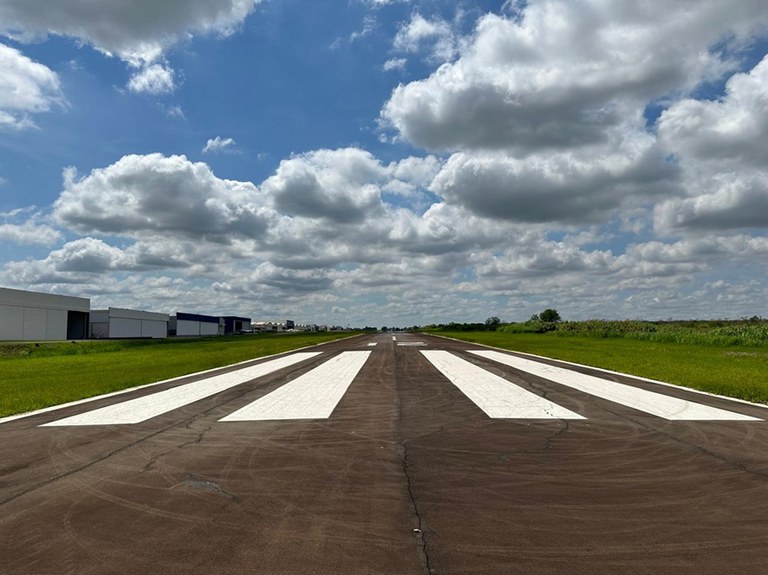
[1,0,768,327]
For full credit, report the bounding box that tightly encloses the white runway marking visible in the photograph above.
[392,336,397,341]
[397,342,427,346]
[367,342,377,346]
[421,350,584,420]
[470,350,761,421]
[221,351,372,421]
[43,352,322,426]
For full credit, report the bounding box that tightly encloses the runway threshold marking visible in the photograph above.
[220,351,372,421]
[470,350,761,421]
[42,352,322,426]
[421,350,584,419]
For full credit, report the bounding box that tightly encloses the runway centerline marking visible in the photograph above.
[470,350,761,421]
[421,350,584,420]
[220,351,372,421]
[42,352,323,426]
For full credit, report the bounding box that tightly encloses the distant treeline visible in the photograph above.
[425,317,768,347]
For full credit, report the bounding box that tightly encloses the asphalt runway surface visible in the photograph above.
[3,333,768,574]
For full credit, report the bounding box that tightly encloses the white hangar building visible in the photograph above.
[170,312,222,337]
[0,287,90,341]
[89,307,169,339]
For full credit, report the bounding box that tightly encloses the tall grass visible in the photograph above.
[496,319,768,347]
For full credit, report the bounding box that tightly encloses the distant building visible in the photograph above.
[251,321,285,333]
[89,307,168,339]
[222,316,251,335]
[0,287,89,341]
[171,312,222,337]
[286,319,295,330]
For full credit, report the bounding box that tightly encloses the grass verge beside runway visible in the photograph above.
[430,331,768,405]
[0,332,357,418]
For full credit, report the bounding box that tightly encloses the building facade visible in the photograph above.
[89,307,168,339]
[172,312,222,337]
[222,316,251,335]
[0,287,90,341]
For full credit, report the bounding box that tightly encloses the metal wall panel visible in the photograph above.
[140,320,167,339]
[90,322,109,339]
[109,318,142,338]
[200,321,220,336]
[0,305,24,340]
[22,307,47,340]
[47,309,68,339]
[176,320,201,336]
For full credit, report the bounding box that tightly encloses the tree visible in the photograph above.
[539,308,561,323]
[485,316,501,330]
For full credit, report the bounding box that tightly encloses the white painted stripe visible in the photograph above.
[397,342,427,346]
[429,333,768,412]
[367,342,377,347]
[1,336,354,426]
[421,350,584,420]
[500,347,768,411]
[470,350,761,421]
[392,336,397,341]
[42,352,322,426]
[221,351,371,421]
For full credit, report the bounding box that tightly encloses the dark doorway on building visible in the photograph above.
[67,311,89,340]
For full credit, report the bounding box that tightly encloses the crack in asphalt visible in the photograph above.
[140,418,214,474]
[180,473,237,500]
[402,441,434,575]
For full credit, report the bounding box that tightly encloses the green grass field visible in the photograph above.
[431,330,768,405]
[0,332,357,418]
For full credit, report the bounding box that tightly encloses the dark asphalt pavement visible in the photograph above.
[2,333,768,574]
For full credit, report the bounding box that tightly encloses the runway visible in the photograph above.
[2,332,768,574]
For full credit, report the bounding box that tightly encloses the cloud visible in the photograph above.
[0,207,62,245]
[381,1,768,153]
[656,55,768,232]
[393,13,457,63]
[202,136,236,154]
[0,43,64,129]
[127,62,175,94]
[0,0,263,95]
[54,153,274,242]
[0,0,263,66]
[3,237,129,284]
[0,221,61,246]
[262,148,387,224]
[162,104,186,119]
[47,150,448,278]
[429,133,677,225]
[362,0,411,7]
[659,55,768,168]
[383,57,406,72]
[654,174,768,232]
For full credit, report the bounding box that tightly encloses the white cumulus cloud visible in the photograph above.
[382,1,768,153]
[54,153,274,242]
[203,136,236,154]
[656,55,768,232]
[0,43,64,129]
[0,0,263,65]
[127,62,176,95]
